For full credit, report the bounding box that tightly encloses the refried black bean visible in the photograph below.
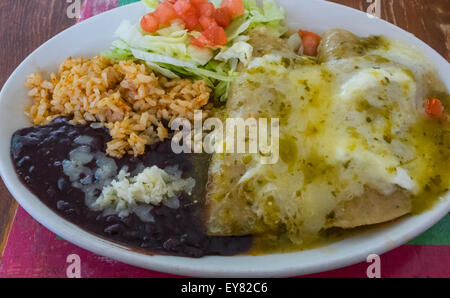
[10,118,252,257]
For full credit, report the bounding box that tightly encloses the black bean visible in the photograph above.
[10,118,252,257]
[104,224,123,235]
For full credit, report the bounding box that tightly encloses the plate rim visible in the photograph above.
[0,0,449,278]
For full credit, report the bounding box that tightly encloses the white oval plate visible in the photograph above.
[0,0,449,278]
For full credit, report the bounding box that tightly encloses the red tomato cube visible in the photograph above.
[425,97,444,118]
[203,23,228,46]
[174,0,199,30]
[196,2,215,17]
[214,7,232,28]
[184,14,200,30]
[153,2,178,26]
[220,0,245,18]
[199,15,217,30]
[174,0,194,16]
[191,34,212,48]
[140,13,160,33]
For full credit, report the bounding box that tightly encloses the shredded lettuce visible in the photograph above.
[132,48,233,82]
[246,0,284,23]
[101,47,133,61]
[115,21,215,66]
[131,48,198,68]
[225,15,253,41]
[215,41,253,65]
[105,19,235,101]
[143,61,181,79]
[103,0,287,103]
[187,45,214,66]
[188,66,234,82]
[232,0,287,37]
[116,21,189,60]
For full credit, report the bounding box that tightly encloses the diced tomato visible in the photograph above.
[190,0,208,6]
[153,1,178,26]
[196,2,216,17]
[425,97,444,118]
[199,15,217,30]
[215,30,228,46]
[184,14,200,30]
[173,0,199,30]
[201,25,217,43]
[140,13,160,33]
[203,23,228,46]
[214,27,228,46]
[298,30,321,56]
[191,34,212,48]
[220,0,245,18]
[173,0,194,16]
[191,21,228,48]
[214,7,232,28]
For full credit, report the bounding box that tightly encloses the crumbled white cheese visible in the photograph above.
[63,146,94,182]
[63,141,195,222]
[92,166,195,217]
[74,135,94,145]
[63,143,119,207]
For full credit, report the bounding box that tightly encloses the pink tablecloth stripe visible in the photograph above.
[1,207,449,278]
[0,207,178,278]
[79,0,118,21]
